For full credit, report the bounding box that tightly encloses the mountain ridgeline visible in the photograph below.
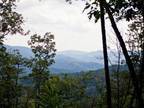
[6,45,124,73]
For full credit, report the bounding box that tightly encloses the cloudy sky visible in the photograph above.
[4,0,128,51]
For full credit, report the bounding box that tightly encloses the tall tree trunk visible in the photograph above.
[100,1,112,108]
[103,1,143,107]
[15,63,19,108]
[35,81,40,108]
[116,45,120,108]
[139,9,144,107]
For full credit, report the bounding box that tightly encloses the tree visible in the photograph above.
[103,2,142,107]
[0,0,25,102]
[28,32,56,108]
[0,47,26,108]
[10,50,27,108]
[104,0,144,107]
[125,16,144,107]
[67,0,113,107]
[40,74,88,108]
[0,0,24,39]
[110,71,133,108]
[100,0,112,108]
[66,0,144,107]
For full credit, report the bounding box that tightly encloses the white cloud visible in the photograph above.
[4,0,128,51]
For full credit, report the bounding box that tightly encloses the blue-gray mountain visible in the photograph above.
[6,45,124,73]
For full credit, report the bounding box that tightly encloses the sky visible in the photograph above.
[4,0,128,52]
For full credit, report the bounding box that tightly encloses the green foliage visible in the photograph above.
[111,71,133,108]
[0,0,24,37]
[39,76,63,108]
[108,0,144,21]
[28,32,56,84]
[0,45,27,107]
[28,32,56,108]
[39,74,98,108]
[83,1,101,23]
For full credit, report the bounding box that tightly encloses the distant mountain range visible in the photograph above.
[6,45,124,73]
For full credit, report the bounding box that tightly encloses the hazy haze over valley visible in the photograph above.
[6,45,124,73]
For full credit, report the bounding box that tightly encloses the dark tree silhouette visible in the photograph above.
[103,1,143,107]
[100,0,112,108]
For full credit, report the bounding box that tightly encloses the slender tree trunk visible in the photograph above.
[100,1,112,108]
[139,10,144,107]
[15,63,19,108]
[91,97,95,108]
[35,81,40,108]
[116,46,120,108]
[103,1,143,107]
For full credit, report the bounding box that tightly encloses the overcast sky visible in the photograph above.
[4,0,128,51]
